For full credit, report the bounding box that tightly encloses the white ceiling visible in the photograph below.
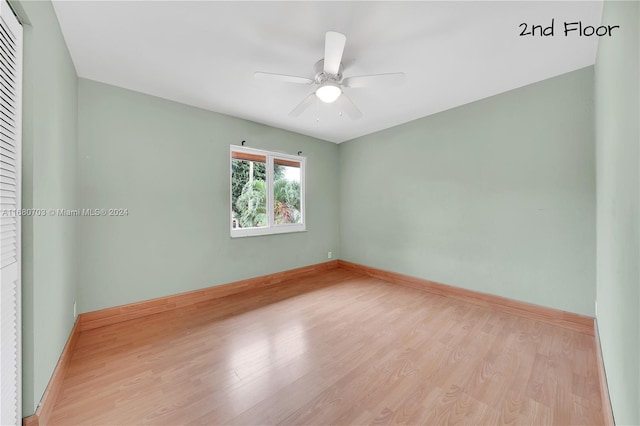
[52,1,603,143]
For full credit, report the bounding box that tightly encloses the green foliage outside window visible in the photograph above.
[235,179,267,228]
[231,160,266,217]
[274,178,301,224]
[232,160,299,228]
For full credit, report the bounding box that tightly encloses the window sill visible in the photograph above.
[230,225,306,238]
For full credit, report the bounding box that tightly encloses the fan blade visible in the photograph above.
[324,31,346,75]
[289,93,317,117]
[254,72,314,85]
[342,73,405,88]
[336,93,362,120]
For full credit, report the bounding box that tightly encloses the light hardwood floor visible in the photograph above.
[49,268,604,425]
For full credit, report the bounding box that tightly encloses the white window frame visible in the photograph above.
[230,145,306,238]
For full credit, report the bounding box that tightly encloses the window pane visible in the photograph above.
[231,157,267,229]
[273,161,302,225]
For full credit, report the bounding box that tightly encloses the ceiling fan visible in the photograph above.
[254,31,405,120]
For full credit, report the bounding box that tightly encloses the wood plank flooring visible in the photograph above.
[49,268,604,425]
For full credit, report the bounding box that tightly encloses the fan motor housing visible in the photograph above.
[314,59,343,84]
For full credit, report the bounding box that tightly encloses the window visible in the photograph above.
[230,145,305,237]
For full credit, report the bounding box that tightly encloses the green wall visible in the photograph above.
[339,67,596,316]
[595,1,640,424]
[15,0,78,416]
[77,79,339,313]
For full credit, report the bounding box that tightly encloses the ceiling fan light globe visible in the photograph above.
[316,83,342,103]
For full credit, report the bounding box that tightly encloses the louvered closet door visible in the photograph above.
[0,0,21,424]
